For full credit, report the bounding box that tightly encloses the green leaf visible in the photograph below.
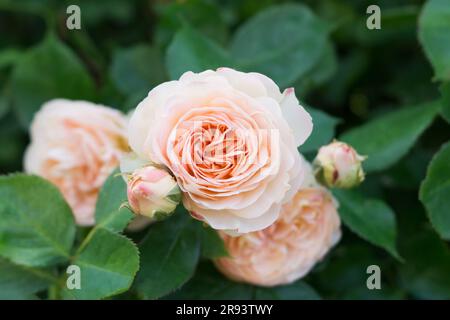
[340,101,441,172]
[155,0,228,47]
[253,281,321,300]
[62,228,139,300]
[300,107,340,153]
[95,169,133,233]
[313,244,399,299]
[110,44,167,96]
[399,230,450,299]
[10,35,95,127]
[135,209,201,299]
[0,49,23,69]
[199,225,228,259]
[441,82,450,123]
[420,142,450,239]
[167,262,253,300]
[294,41,337,96]
[0,94,9,120]
[230,4,329,87]
[166,27,234,80]
[419,0,450,81]
[0,174,75,267]
[334,190,400,259]
[0,258,53,299]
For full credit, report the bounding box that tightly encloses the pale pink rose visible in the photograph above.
[24,99,128,226]
[214,178,341,286]
[314,140,366,188]
[124,68,313,233]
[126,165,181,220]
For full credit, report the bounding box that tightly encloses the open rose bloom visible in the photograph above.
[215,173,341,286]
[24,99,128,226]
[123,68,313,234]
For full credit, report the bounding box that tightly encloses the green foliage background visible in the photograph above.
[0,0,449,300]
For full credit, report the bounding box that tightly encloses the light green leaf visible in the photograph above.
[340,101,441,172]
[95,169,133,233]
[253,281,321,300]
[166,27,234,80]
[62,228,139,300]
[0,258,53,299]
[199,225,228,259]
[0,175,75,267]
[300,107,340,153]
[420,142,450,239]
[135,209,201,299]
[419,0,450,81]
[231,4,329,87]
[110,44,166,96]
[10,34,95,127]
[334,190,400,259]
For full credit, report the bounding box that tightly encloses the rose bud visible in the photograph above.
[313,140,366,189]
[126,166,181,220]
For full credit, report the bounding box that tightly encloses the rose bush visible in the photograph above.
[0,0,449,301]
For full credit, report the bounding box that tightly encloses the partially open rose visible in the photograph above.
[24,99,128,226]
[124,68,313,233]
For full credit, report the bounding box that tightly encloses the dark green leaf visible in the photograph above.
[231,4,329,87]
[419,0,450,81]
[440,82,450,123]
[0,175,75,267]
[294,41,337,96]
[420,142,450,239]
[199,225,228,259]
[399,230,450,299]
[340,101,441,172]
[167,262,253,300]
[135,209,201,299]
[95,169,133,233]
[0,49,23,69]
[155,0,228,47]
[10,35,95,127]
[62,228,139,300]
[253,281,321,300]
[0,94,9,120]
[334,190,400,259]
[0,257,53,299]
[110,45,167,96]
[166,27,234,80]
[300,107,340,153]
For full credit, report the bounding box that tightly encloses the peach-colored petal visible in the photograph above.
[24,99,128,226]
[280,88,313,147]
[125,68,313,234]
[215,185,341,286]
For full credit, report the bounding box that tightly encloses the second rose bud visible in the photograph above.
[126,165,181,220]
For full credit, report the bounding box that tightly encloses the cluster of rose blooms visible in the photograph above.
[25,68,365,286]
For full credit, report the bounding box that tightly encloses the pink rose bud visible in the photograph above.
[126,166,181,220]
[314,140,366,189]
